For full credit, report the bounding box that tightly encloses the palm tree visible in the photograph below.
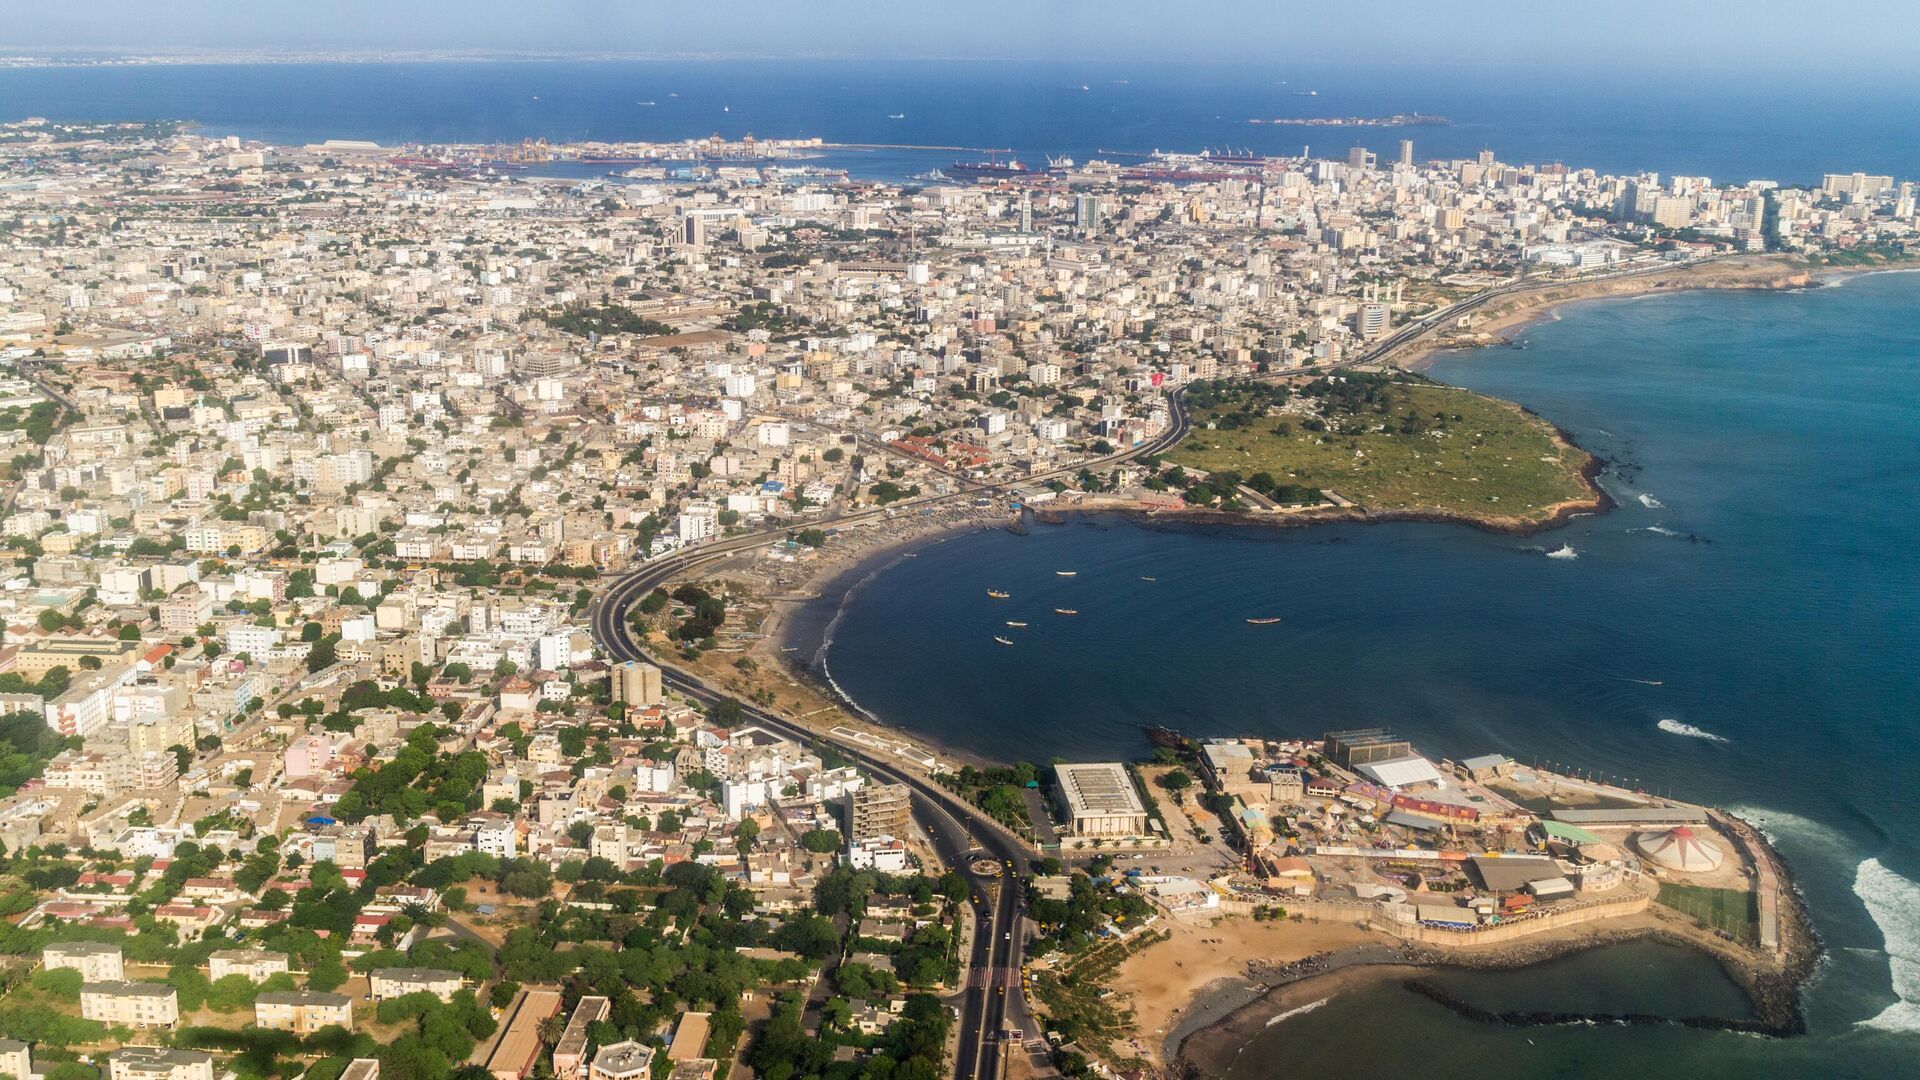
[537,1012,566,1046]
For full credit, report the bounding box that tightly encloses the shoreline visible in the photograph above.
[1175,921,1802,1077]
[1396,252,1917,374]
[675,254,1857,1072]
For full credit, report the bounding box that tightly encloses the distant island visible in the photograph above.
[1251,113,1450,127]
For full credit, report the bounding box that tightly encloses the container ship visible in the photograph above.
[951,158,1032,179]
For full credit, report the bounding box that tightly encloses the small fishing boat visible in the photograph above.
[1139,576,1157,581]
[987,590,1010,599]
[1056,570,1078,577]
[1005,621,1028,628]
[994,636,1015,645]
[1055,608,1079,616]
[1246,617,1283,625]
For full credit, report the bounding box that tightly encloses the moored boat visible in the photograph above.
[987,589,1010,598]
[1055,608,1079,615]
[994,636,1015,645]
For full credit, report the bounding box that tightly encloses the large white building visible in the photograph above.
[1056,762,1150,838]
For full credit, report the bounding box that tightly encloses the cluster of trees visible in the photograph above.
[1025,872,1156,956]
[942,761,1040,837]
[867,480,919,505]
[670,584,729,643]
[332,725,489,825]
[0,711,80,795]
[533,302,676,338]
[748,991,951,1080]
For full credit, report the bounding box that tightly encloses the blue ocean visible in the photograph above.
[4,59,1920,183]
[812,272,1920,1075]
[10,56,1920,1075]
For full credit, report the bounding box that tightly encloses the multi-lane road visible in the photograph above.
[584,391,1186,1079]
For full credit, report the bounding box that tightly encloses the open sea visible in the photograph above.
[807,272,1920,1077]
[9,57,1920,1076]
[4,59,1920,184]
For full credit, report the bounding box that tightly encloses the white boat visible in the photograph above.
[994,636,1015,646]
[637,100,656,106]
[1056,570,1078,577]
[1546,544,1578,560]
[1005,621,1028,628]
[888,113,906,119]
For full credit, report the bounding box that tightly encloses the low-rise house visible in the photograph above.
[107,1047,214,1080]
[367,967,463,1003]
[0,1039,30,1080]
[589,1041,655,1080]
[82,981,180,1028]
[255,989,355,1034]
[208,948,291,982]
[44,940,124,981]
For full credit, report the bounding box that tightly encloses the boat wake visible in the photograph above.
[1637,493,1665,509]
[1656,718,1728,743]
[1544,543,1578,560]
[1265,998,1329,1027]
[1854,859,1920,1033]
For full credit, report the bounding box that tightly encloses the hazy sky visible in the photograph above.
[9,1,1917,70]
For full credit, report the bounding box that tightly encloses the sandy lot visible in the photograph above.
[1112,914,1377,1065]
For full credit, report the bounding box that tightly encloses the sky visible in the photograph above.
[7,1,1918,72]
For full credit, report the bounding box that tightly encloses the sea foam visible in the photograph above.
[1637,493,1665,509]
[1265,998,1329,1027]
[1854,858,1920,1033]
[1656,718,1728,743]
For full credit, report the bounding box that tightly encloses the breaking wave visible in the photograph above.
[1637,493,1665,509]
[1854,859,1920,1033]
[1656,718,1728,743]
[1265,998,1329,1027]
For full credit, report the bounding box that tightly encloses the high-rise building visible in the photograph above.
[1019,191,1033,233]
[844,782,912,842]
[1346,146,1376,170]
[1397,139,1414,167]
[1356,301,1390,339]
[615,661,663,707]
[1073,194,1100,232]
[682,215,706,248]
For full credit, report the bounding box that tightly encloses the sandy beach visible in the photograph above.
[1108,914,1383,1066]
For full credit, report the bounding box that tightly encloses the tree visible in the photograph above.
[800,829,841,853]
[1161,768,1193,795]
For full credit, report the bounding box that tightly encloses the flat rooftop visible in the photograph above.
[1057,762,1145,817]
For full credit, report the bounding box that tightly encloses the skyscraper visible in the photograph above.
[1397,139,1414,167]
[1346,146,1376,170]
[1074,193,1101,232]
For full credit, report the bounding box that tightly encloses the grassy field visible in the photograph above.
[1167,375,1593,521]
[1658,882,1758,942]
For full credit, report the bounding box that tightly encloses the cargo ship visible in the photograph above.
[951,158,1032,179]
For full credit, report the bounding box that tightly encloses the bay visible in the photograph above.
[807,271,1920,1073]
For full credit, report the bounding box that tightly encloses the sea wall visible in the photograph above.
[1373,893,1653,947]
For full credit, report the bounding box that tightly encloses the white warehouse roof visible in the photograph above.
[1357,756,1442,790]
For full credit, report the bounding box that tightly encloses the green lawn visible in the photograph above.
[1168,377,1592,521]
[1657,882,1758,942]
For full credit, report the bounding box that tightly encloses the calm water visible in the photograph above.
[4,60,1920,182]
[812,272,1920,1074]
